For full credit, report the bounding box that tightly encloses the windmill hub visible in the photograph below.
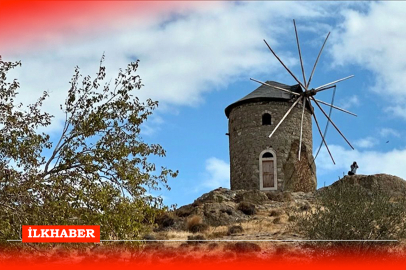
[303,89,317,97]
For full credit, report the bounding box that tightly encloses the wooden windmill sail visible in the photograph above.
[251,20,356,164]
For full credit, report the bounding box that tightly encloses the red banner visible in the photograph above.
[22,225,100,243]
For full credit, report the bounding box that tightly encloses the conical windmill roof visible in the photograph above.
[225,81,303,117]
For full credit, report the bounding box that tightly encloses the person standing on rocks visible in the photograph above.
[348,161,358,176]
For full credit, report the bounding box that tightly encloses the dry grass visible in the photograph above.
[270,210,283,217]
[227,225,244,235]
[154,231,169,240]
[187,215,202,228]
[237,219,276,235]
[207,231,228,239]
[186,215,209,233]
[165,230,190,240]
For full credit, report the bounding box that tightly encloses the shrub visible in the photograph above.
[187,215,208,233]
[187,215,202,227]
[189,223,209,233]
[142,234,156,241]
[155,213,175,228]
[273,217,281,224]
[237,202,256,215]
[227,225,244,235]
[176,205,194,217]
[296,182,406,244]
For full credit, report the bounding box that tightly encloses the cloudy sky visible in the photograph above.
[2,1,406,207]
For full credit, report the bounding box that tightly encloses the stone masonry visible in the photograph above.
[226,88,317,192]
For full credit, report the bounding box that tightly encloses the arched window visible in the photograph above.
[262,113,271,125]
[259,149,277,191]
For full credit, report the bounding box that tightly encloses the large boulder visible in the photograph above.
[234,190,269,204]
[202,203,248,226]
[174,188,271,226]
[193,188,237,205]
[331,174,406,198]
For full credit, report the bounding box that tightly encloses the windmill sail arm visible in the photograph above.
[293,19,307,87]
[263,39,308,91]
[298,97,306,161]
[307,32,330,88]
[314,98,357,116]
[312,110,335,164]
[310,96,355,150]
[314,75,354,91]
[269,97,302,139]
[311,84,336,93]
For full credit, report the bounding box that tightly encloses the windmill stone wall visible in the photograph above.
[225,81,317,192]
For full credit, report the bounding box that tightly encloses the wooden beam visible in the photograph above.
[307,32,330,88]
[311,96,355,150]
[263,39,308,91]
[269,97,302,139]
[298,96,306,161]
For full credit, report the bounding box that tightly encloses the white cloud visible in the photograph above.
[339,95,359,110]
[331,2,406,107]
[200,157,230,189]
[317,144,406,180]
[4,2,336,134]
[354,136,377,149]
[379,128,400,138]
[386,106,406,121]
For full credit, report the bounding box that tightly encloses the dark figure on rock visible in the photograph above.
[348,161,358,176]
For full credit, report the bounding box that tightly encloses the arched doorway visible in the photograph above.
[259,149,277,190]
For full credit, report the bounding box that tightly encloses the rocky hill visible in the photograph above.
[152,173,406,242]
[114,173,404,263]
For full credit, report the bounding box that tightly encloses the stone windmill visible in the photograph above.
[225,20,356,192]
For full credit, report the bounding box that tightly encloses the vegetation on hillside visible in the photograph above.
[296,181,406,244]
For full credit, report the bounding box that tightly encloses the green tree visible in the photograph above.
[0,55,177,242]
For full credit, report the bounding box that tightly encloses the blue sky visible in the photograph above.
[3,1,406,207]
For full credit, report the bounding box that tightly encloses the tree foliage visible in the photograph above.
[295,181,406,245]
[0,55,177,242]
